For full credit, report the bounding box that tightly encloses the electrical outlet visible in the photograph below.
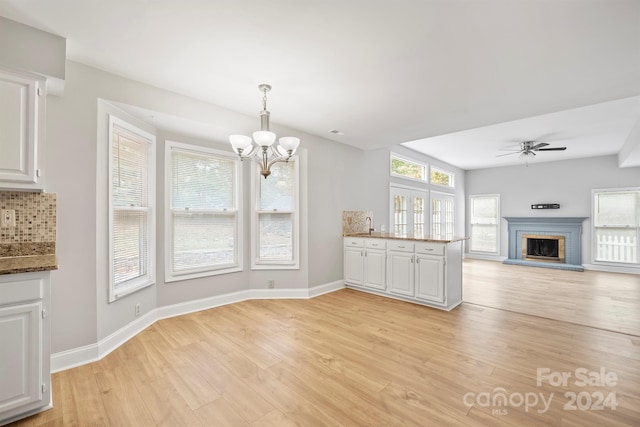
[135,303,141,317]
[267,280,275,289]
[1,209,16,228]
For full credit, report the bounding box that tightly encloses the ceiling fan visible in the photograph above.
[497,140,567,158]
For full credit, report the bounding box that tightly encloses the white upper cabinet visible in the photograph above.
[0,69,46,190]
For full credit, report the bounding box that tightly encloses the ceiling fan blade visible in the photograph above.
[538,147,567,151]
[496,152,520,157]
[531,142,549,150]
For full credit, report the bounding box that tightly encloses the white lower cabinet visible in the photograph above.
[344,237,463,311]
[344,238,388,290]
[415,254,445,303]
[344,247,365,286]
[364,239,386,290]
[388,250,414,296]
[344,239,365,286]
[0,272,51,425]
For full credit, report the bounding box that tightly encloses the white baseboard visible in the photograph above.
[464,253,507,262]
[51,281,345,373]
[156,290,250,320]
[582,263,640,275]
[309,280,344,297]
[50,343,99,373]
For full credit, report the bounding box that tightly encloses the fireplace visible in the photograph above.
[503,217,587,271]
[522,234,565,263]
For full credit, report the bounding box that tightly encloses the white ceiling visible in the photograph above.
[1,0,639,169]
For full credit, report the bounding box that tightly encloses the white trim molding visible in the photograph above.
[464,253,507,262]
[582,263,640,275]
[51,280,345,373]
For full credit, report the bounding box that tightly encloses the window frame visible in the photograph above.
[591,187,640,267]
[468,194,500,255]
[108,114,156,302]
[389,183,428,236]
[164,141,243,282]
[251,157,300,270]
[430,166,455,189]
[390,153,428,183]
[430,190,455,239]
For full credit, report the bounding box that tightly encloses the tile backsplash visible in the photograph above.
[0,191,57,243]
[342,210,373,235]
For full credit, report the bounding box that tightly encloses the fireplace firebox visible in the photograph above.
[522,234,565,263]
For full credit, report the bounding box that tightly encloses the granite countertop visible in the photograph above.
[343,232,469,243]
[0,242,58,275]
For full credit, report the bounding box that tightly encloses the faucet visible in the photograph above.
[366,216,374,235]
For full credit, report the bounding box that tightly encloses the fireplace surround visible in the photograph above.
[504,217,587,271]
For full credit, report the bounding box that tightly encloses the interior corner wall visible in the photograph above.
[465,155,640,263]
[306,135,369,287]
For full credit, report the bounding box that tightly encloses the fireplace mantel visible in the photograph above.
[503,217,587,271]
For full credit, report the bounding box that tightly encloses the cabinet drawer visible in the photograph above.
[0,276,44,306]
[416,242,445,256]
[388,241,414,252]
[344,238,365,248]
[365,239,386,250]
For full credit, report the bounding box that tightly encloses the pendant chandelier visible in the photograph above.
[229,84,300,178]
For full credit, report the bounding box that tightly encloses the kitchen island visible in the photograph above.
[343,232,467,311]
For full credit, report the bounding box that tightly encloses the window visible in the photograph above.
[252,159,299,269]
[165,141,241,281]
[469,194,500,253]
[430,166,455,188]
[108,115,155,301]
[390,185,427,235]
[593,189,639,265]
[431,191,454,238]
[390,154,427,181]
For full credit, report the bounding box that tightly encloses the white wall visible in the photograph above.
[45,60,368,353]
[465,155,640,264]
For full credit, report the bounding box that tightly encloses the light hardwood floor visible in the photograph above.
[10,263,640,426]
[464,259,640,336]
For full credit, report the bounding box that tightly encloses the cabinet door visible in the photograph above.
[0,302,43,413]
[415,255,445,303]
[387,251,414,296]
[344,247,364,286]
[364,249,386,290]
[0,70,44,188]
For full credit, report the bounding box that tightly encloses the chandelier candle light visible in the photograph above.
[229,84,300,178]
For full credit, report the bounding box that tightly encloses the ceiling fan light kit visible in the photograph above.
[497,140,567,163]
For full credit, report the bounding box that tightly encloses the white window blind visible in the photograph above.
[469,194,500,253]
[109,117,155,301]
[593,189,639,265]
[253,159,299,268]
[166,142,240,280]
